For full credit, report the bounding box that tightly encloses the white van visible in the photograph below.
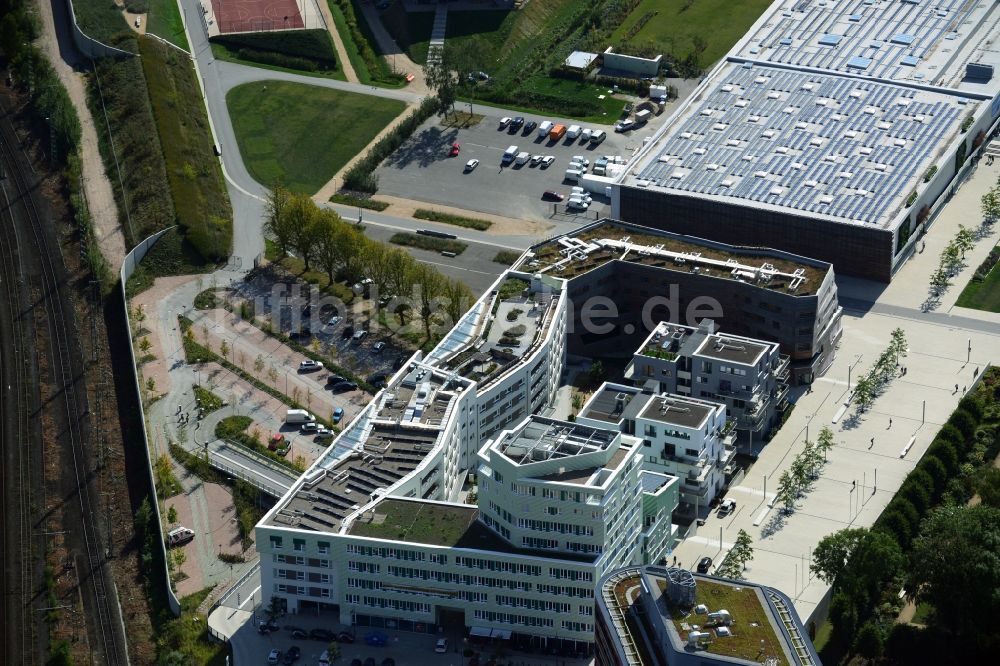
[502,145,518,164]
[567,197,589,210]
[285,408,315,424]
[537,121,554,138]
[564,169,582,182]
[515,151,531,166]
[166,526,195,547]
[567,161,585,173]
[566,124,582,139]
[318,650,331,666]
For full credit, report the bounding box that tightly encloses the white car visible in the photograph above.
[499,117,512,129]
[435,638,449,653]
[530,154,543,166]
[580,128,592,142]
[571,155,590,168]
[326,315,342,328]
[464,158,479,172]
[300,421,319,434]
[299,359,323,372]
[540,155,555,168]
[267,649,281,665]
[567,198,590,210]
[718,499,736,516]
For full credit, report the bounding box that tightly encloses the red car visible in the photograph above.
[449,143,460,156]
[542,190,565,201]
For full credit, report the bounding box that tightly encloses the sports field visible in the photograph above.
[226,81,406,194]
[611,0,772,69]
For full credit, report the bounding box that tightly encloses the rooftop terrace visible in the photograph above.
[348,498,596,563]
[266,366,463,531]
[627,63,972,229]
[519,221,826,296]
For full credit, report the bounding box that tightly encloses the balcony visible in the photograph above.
[773,383,790,408]
[774,354,791,381]
[641,344,678,361]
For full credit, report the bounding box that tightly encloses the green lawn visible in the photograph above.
[71,0,130,43]
[956,248,1000,312]
[611,0,772,68]
[226,81,405,194]
[146,0,189,51]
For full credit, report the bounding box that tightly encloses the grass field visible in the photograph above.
[227,81,406,194]
[956,248,1000,312]
[140,36,232,260]
[611,0,772,69]
[71,0,130,43]
[146,0,189,51]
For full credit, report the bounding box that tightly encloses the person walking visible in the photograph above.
[869,437,874,449]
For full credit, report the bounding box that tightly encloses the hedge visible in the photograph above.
[211,29,337,69]
[236,48,320,72]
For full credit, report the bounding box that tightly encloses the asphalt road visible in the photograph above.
[375,111,654,222]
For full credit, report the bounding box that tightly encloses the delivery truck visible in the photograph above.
[549,124,567,141]
[285,409,315,424]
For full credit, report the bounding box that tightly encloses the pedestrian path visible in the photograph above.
[427,3,448,65]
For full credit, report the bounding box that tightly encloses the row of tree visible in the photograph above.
[774,426,837,513]
[713,529,754,580]
[929,225,976,293]
[853,327,907,412]
[263,186,474,337]
[813,379,1000,660]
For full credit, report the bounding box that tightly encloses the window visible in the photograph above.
[701,361,713,373]
[269,536,283,550]
[685,448,699,457]
[293,538,305,552]
[644,424,657,437]
[317,541,330,555]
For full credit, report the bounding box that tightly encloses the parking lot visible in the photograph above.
[375,109,657,223]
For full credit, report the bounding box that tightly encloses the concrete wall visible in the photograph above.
[64,0,135,59]
[602,48,661,77]
[120,227,182,616]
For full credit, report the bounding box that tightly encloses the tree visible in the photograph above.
[908,505,1000,643]
[424,59,457,117]
[589,360,605,384]
[263,184,295,256]
[854,621,885,660]
[976,467,1000,508]
[981,187,1000,221]
[287,194,323,271]
[930,266,950,293]
[146,376,156,394]
[890,327,907,361]
[219,339,230,359]
[385,247,417,299]
[254,354,265,374]
[314,208,343,284]
[854,374,874,411]
[775,470,797,513]
[811,527,867,585]
[816,425,835,460]
[412,263,446,337]
[443,277,472,330]
[918,455,949,498]
[167,505,178,524]
[955,225,975,256]
[731,529,754,570]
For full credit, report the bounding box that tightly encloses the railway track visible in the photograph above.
[0,110,35,666]
[0,104,127,665]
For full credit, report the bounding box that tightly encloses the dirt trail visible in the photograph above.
[35,0,127,272]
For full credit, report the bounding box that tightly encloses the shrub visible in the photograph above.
[918,455,949,498]
[958,395,985,422]
[906,190,918,207]
[937,423,965,447]
[928,439,959,473]
[889,494,922,527]
[413,209,492,231]
[212,29,337,69]
[923,165,938,182]
[878,510,913,547]
[389,232,467,255]
[236,48,318,72]
[948,409,978,442]
[329,193,390,211]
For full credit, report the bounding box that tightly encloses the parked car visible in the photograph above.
[283,646,301,664]
[309,628,336,641]
[315,426,332,437]
[290,628,308,639]
[449,143,460,157]
[332,381,358,393]
[615,120,634,133]
[435,638,449,653]
[477,71,490,81]
[299,359,323,372]
[498,117,511,129]
[267,649,282,665]
[372,341,386,353]
[542,191,565,202]
[326,315,342,328]
[571,155,590,168]
[524,120,537,134]
[327,374,346,385]
[718,499,736,517]
[300,422,319,434]
[465,158,479,172]
[530,154,543,166]
[332,408,345,424]
[352,329,369,342]
[510,116,524,131]
[337,631,356,643]
[581,128,592,142]
[368,374,387,388]
[540,155,555,168]
[697,557,713,574]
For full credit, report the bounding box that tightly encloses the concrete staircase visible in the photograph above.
[427,3,448,66]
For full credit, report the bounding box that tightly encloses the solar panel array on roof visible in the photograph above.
[741,0,968,80]
[635,64,964,226]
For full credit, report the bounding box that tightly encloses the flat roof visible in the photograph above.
[520,220,827,296]
[496,417,617,466]
[639,396,713,430]
[577,384,644,425]
[626,62,973,229]
[696,334,769,366]
[349,498,596,563]
[736,0,1000,88]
